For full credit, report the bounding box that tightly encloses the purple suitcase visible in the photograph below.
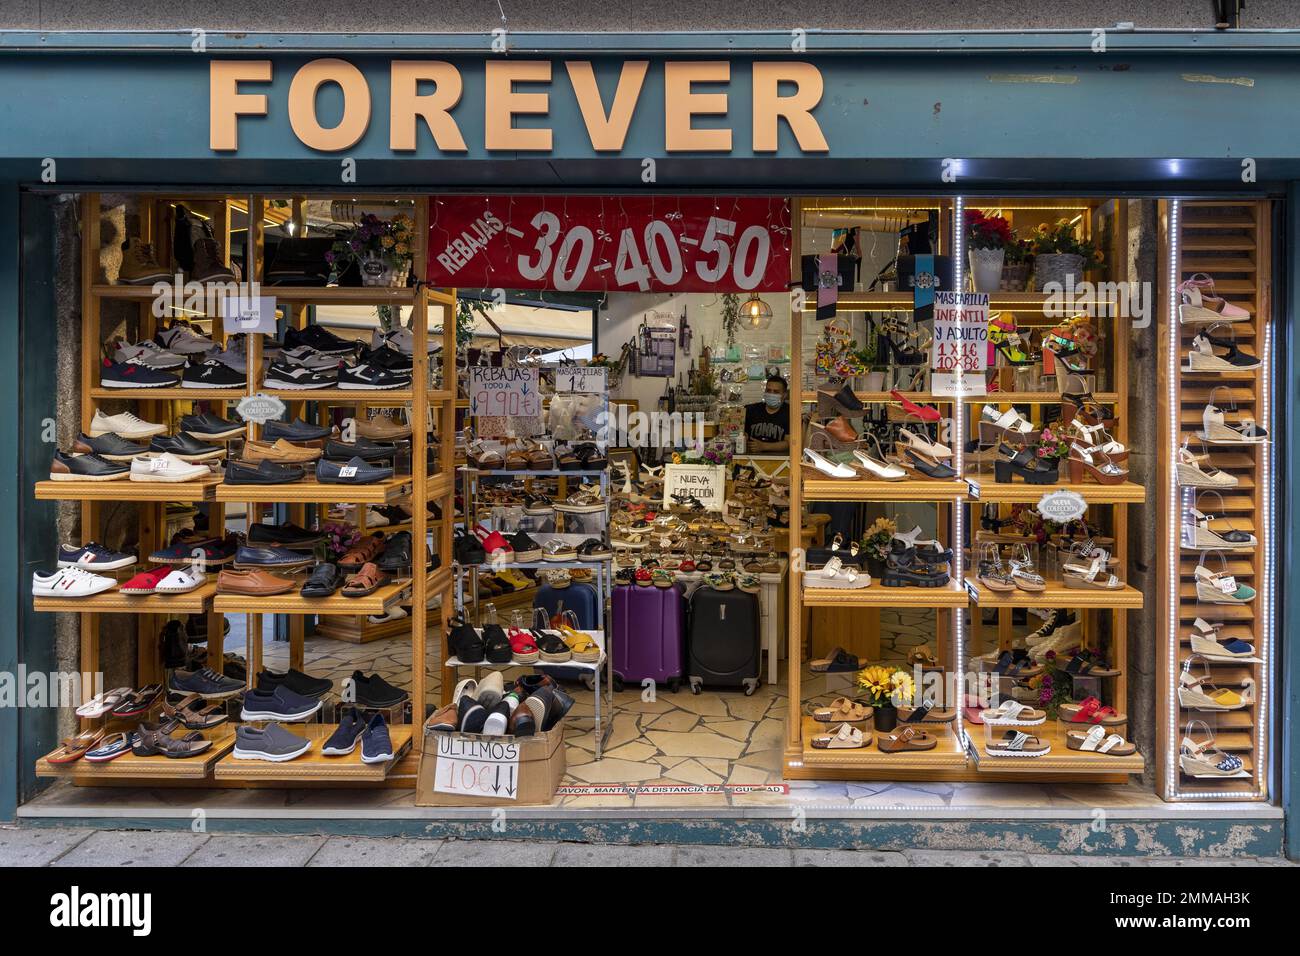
[612,584,685,692]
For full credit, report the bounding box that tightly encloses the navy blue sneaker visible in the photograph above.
[321,707,366,756]
[239,684,323,721]
[100,357,180,389]
[57,541,137,571]
[168,666,245,699]
[234,545,314,569]
[361,713,395,764]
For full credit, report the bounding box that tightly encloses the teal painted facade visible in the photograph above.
[0,32,1294,857]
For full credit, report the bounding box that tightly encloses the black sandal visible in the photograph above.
[881,548,951,588]
[993,444,1059,485]
[448,616,485,663]
[481,624,512,664]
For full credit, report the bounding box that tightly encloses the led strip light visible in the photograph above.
[953,196,967,747]
[1165,200,1181,796]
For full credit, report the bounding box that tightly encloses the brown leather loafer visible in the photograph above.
[241,438,323,463]
[216,568,296,596]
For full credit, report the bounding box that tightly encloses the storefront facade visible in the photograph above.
[0,29,1297,856]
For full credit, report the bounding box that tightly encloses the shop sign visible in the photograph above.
[663,463,726,512]
[223,293,278,335]
[1037,489,1089,523]
[236,393,286,424]
[930,291,988,397]
[553,366,607,394]
[427,195,791,293]
[468,366,541,418]
[433,734,521,800]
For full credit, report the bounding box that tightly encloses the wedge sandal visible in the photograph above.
[1179,721,1245,777]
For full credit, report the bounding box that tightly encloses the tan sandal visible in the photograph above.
[876,725,938,752]
[812,697,872,723]
[46,728,106,764]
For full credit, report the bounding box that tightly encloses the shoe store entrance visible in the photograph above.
[15,187,1281,829]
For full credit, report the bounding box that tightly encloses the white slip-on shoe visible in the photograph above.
[89,408,167,439]
[130,453,211,483]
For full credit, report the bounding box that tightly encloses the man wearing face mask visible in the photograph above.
[744,375,791,453]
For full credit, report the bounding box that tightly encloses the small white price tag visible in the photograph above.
[965,478,981,500]
[339,466,358,478]
[149,457,168,472]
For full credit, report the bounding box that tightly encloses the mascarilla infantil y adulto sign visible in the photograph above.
[930,291,988,397]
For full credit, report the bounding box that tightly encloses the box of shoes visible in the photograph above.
[415,722,566,806]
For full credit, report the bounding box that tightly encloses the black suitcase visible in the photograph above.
[686,586,761,696]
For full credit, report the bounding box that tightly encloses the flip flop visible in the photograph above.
[985,730,1051,757]
[810,722,869,749]
[75,686,131,719]
[110,684,162,718]
[46,728,106,764]
[980,700,1047,726]
[83,732,134,763]
[809,647,866,673]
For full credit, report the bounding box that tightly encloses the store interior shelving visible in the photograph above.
[33,192,457,786]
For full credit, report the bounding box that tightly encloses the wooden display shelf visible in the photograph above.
[964,576,1144,609]
[216,475,410,504]
[213,724,413,781]
[34,581,218,614]
[801,580,966,608]
[314,617,430,645]
[258,386,415,404]
[801,467,967,502]
[971,722,1143,775]
[970,479,1146,504]
[35,475,221,502]
[800,390,1119,405]
[213,578,410,615]
[796,717,967,771]
[36,727,236,781]
[88,386,244,402]
[271,286,421,305]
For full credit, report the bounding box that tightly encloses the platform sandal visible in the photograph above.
[993,443,1059,485]
[978,405,1040,446]
[1065,725,1137,756]
[880,546,950,588]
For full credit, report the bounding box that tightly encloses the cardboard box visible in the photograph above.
[415,719,566,807]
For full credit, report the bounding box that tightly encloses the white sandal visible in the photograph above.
[803,447,856,479]
[810,722,869,750]
[897,426,952,460]
[980,700,1046,726]
[1065,724,1137,756]
[1061,554,1124,590]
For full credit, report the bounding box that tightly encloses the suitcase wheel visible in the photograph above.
[580,674,595,692]
[667,679,681,694]
[689,677,702,695]
[612,677,625,693]
[743,678,760,697]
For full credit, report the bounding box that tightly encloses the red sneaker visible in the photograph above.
[120,565,173,594]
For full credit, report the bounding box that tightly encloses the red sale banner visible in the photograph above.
[427,195,791,293]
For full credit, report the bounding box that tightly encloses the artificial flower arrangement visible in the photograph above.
[321,522,362,562]
[327,212,415,285]
[860,517,898,564]
[1030,423,1072,463]
[856,665,916,708]
[965,208,1015,250]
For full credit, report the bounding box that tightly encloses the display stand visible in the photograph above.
[33,193,458,786]
[1156,199,1274,800]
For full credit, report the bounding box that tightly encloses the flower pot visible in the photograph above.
[1033,253,1085,292]
[968,247,1005,293]
[1000,261,1032,292]
[873,703,898,732]
[865,556,887,580]
[360,253,410,287]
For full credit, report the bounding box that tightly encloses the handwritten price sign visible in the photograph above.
[468,367,541,419]
[433,734,520,800]
[554,367,607,394]
[427,195,791,293]
[930,291,988,397]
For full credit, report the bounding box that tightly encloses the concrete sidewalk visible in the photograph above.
[1,825,1292,866]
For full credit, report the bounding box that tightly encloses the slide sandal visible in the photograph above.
[1059,696,1126,726]
[812,697,872,723]
[809,647,867,673]
[810,723,869,749]
[877,725,938,752]
[1065,725,1137,756]
[980,700,1046,726]
[46,729,106,764]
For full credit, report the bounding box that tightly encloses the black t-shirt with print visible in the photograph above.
[744,401,790,444]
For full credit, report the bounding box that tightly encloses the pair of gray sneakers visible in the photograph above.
[232,722,312,761]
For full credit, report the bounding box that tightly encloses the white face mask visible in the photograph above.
[764,393,783,409]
